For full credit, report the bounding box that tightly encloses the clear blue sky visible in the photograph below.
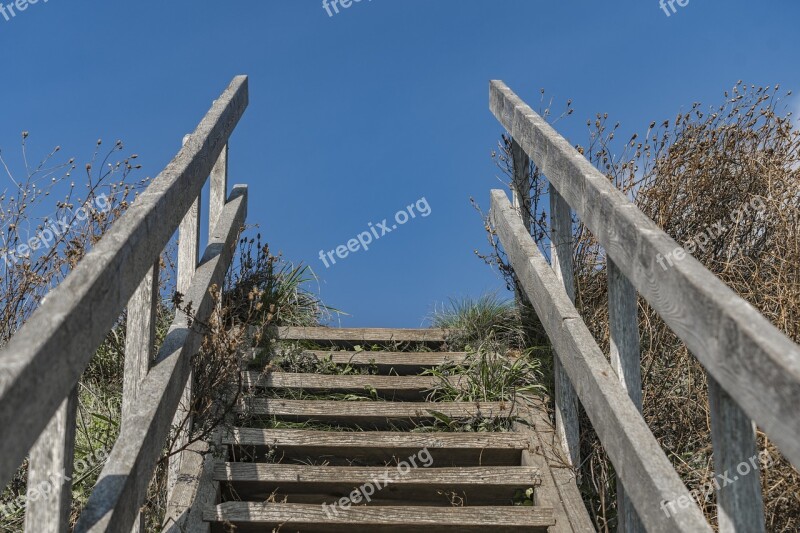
[2,1,798,327]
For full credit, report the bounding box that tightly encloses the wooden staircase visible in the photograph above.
[197,327,590,532]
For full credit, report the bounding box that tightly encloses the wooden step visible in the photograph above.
[223,428,530,466]
[215,463,541,505]
[234,399,513,426]
[267,350,469,374]
[204,502,554,532]
[275,326,448,344]
[241,372,448,400]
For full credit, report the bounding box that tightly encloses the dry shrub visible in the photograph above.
[482,83,800,531]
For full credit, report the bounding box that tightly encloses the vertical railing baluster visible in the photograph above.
[549,184,580,468]
[708,377,766,532]
[607,259,645,532]
[168,135,202,501]
[122,261,159,532]
[210,144,228,234]
[24,388,77,533]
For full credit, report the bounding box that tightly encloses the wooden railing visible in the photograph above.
[0,75,249,532]
[488,80,800,533]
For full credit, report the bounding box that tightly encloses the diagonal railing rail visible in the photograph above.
[489,80,800,533]
[0,75,249,532]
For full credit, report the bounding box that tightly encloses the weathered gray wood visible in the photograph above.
[708,376,766,532]
[242,371,445,399]
[276,327,447,343]
[73,186,247,533]
[223,428,528,466]
[490,80,800,469]
[235,398,513,424]
[209,144,228,234]
[123,262,159,419]
[203,502,555,532]
[169,172,202,501]
[162,440,218,533]
[0,76,249,489]
[608,258,645,533]
[123,261,159,533]
[515,399,596,533]
[511,138,532,234]
[549,185,580,469]
[23,387,78,533]
[490,190,711,532]
[216,463,540,504]
[284,350,469,374]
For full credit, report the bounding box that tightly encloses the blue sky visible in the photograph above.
[1,0,798,327]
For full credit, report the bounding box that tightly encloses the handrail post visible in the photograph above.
[608,259,645,532]
[23,388,77,533]
[708,377,766,532]
[210,144,228,234]
[122,261,159,532]
[168,135,203,501]
[549,185,580,469]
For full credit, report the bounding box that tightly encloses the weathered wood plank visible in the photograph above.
[122,261,159,533]
[123,262,159,420]
[0,76,249,488]
[511,138,532,234]
[73,186,247,533]
[287,350,469,374]
[235,399,513,424]
[23,388,78,533]
[209,144,228,234]
[203,502,555,532]
[608,258,645,533]
[515,399,596,533]
[275,327,447,343]
[223,428,528,466]
[242,371,445,399]
[708,377,766,532]
[490,190,711,532]
[162,440,218,533]
[216,463,540,504]
[550,184,581,469]
[170,163,202,501]
[490,80,800,469]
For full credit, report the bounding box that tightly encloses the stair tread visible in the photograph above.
[204,502,555,530]
[215,463,542,485]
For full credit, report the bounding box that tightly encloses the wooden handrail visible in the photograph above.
[0,76,249,531]
[491,191,711,533]
[489,79,800,471]
[489,80,799,532]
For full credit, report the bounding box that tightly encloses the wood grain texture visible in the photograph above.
[0,76,249,489]
[235,398,514,424]
[515,400,596,533]
[162,440,217,533]
[708,376,766,532]
[215,463,541,504]
[203,502,555,532]
[490,79,800,470]
[23,388,78,533]
[242,371,445,398]
[608,258,645,533]
[73,186,247,533]
[123,262,159,420]
[222,428,527,466]
[550,184,581,469]
[170,175,202,501]
[491,190,711,532]
[292,350,468,374]
[209,143,228,234]
[275,327,447,343]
